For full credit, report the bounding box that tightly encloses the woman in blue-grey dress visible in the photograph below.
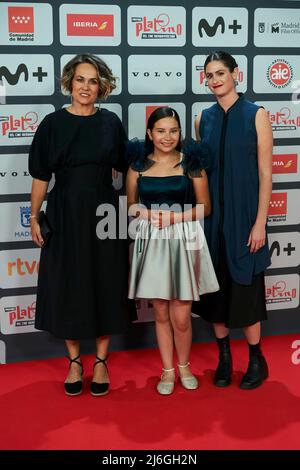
[193,51,273,390]
[126,107,219,395]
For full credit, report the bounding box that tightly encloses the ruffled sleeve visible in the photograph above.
[180,138,209,178]
[28,115,52,182]
[125,138,155,173]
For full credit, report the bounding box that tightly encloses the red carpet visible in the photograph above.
[0,333,300,450]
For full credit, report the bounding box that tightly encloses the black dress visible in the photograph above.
[29,108,135,339]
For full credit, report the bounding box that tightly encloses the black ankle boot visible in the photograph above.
[240,343,269,390]
[214,335,232,387]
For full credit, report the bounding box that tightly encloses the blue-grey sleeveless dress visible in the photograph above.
[192,94,270,327]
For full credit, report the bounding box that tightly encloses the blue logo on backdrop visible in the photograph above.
[20,206,31,228]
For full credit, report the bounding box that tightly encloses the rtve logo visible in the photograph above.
[7,257,39,277]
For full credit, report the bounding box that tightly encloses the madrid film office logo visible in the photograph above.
[258,21,300,35]
[258,22,280,34]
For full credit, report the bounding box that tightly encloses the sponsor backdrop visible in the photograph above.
[0,0,299,363]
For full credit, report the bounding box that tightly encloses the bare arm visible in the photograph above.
[30,178,49,247]
[126,167,150,219]
[247,108,273,253]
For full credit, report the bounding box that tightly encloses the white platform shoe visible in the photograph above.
[178,362,198,390]
[156,367,175,395]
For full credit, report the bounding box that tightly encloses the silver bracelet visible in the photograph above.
[29,215,38,219]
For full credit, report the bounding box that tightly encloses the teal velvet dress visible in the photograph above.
[127,143,219,301]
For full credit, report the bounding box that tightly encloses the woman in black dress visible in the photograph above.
[29,54,134,396]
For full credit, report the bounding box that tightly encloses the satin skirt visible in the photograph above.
[128,219,219,301]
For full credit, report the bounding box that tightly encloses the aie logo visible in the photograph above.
[267,59,293,89]
[198,17,241,37]
[0,64,47,85]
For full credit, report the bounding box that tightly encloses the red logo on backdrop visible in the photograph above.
[67,14,114,36]
[6,303,36,326]
[1,112,39,138]
[268,192,287,216]
[268,107,300,131]
[198,67,244,86]
[8,7,34,33]
[134,14,183,38]
[267,59,293,88]
[145,105,167,126]
[272,154,298,174]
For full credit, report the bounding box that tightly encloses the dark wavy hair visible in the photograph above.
[145,106,182,157]
[204,50,238,73]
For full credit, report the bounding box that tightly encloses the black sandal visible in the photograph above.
[64,354,83,396]
[90,356,110,396]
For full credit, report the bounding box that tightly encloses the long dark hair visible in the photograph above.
[145,106,182,157]
[204,50,238,73]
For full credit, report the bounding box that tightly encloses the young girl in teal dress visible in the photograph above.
[126,107,219,395]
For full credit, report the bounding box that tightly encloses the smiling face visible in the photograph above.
[147,117,180,154]
[205,60,237,98]
[71,62,100,107]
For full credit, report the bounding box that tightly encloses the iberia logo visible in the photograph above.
[67,14,114,36]
[8,6,34,33]
[268,192,287,216]
[145,105,167,126]
[267,59,293,88]
[272,153,298,174]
